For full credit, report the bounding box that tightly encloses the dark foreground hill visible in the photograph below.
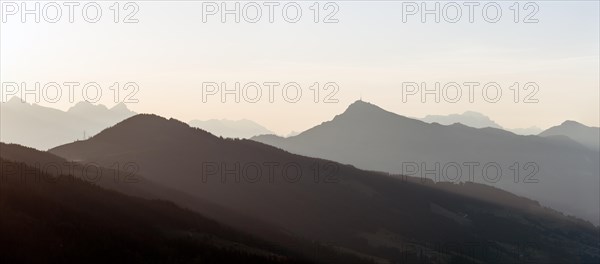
[0,159,313,264]
[49,114,600,263]
[0,144,374,264]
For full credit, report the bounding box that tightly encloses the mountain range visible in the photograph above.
[38,113,600,263]
[419,111,543,135]
[252,100,600,225]
[0,142,376,264]
[420,111,503,129]
[0,97,136,150]
[3,99,599,262]
[0,98,277,151]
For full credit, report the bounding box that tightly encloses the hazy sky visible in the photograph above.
[1,1,599,135]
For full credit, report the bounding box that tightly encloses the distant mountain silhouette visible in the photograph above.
[253,100,600,224]
[189,119,273,139]
[0,98,136,150]
[421,111,503,129]
[286,131,300,137]
[49,114,600,263]
[420,111,543,135]
[540,120,600,151]
[509,126,543,135]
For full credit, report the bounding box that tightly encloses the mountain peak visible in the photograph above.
[337,100,393,119]
[68,101,109,113]
[348,99,374,107]
[344,100,386,114]
[4,96,26,105]
[111,102,128,110]
[540,120,599,150]
[110,102,135,115]
[561,120,586,128]
[90,114,216,143]
[49,113,221,158]
[319,100,421,128]
[117,113,171,126]
[462,111,487,117]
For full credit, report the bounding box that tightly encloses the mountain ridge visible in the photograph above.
[421,110,503,129]
[48,113,600,263]
[252,101,600,225]
[540,120,600,151]
[0,99,137,150]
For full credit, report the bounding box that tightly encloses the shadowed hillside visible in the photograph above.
[0,143,376,264]
[0,159,314,264]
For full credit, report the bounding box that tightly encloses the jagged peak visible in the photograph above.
[68,101,109,112]
[4,96,27,105]
[110,102,130,111]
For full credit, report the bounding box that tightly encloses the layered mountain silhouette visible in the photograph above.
[189,119,273,139]
[0,142,257,231]
[252,100,600,225]
[0,97,136,150]
[540,120,600,151]
[0,143,377,264]
[48,114,600,263]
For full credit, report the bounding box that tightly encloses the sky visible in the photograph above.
[1,0,599,135]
